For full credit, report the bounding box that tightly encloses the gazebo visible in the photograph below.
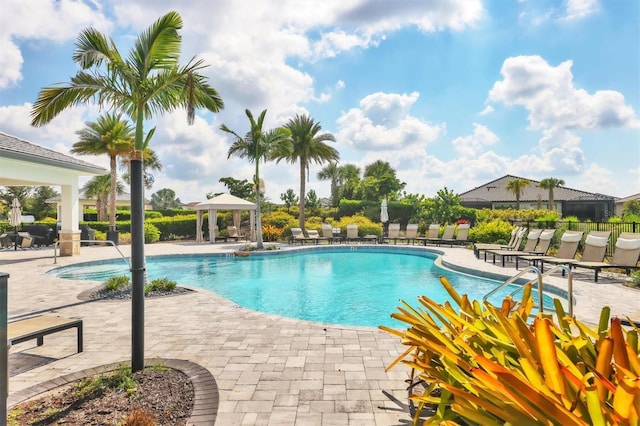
[194,194,256,243]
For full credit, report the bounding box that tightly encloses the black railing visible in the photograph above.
[524,220,639,257]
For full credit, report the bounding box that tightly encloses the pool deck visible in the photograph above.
[2,241,639,425]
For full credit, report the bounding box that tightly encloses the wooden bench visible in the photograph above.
[8,315,83,353]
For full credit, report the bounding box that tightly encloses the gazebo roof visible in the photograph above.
[194,193,256,210]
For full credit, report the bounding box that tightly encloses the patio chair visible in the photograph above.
[429,225,456,246]
[289,227,307,245]
[321,224,343,244]
[416,224,441,246]
[226,226,244,242]
[568,232,640,282]
[449,223,471,247]
[306,229,328,244]
[474,226,522,258]
[383,223,401,244]
[1,233,12,250]
[485,229,541,267]
[537,230,603,272]
[17,232,35,249]
[346,224,360,242]
[514,229,563,269]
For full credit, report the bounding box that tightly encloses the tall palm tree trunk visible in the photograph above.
[548,189,554,211]
[299,160,306,230]
[255,161,264,249]
[131,112,146,373]
[109,155,117,232]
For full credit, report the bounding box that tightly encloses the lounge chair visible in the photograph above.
[416,224,441,246]
[346,224,360,242]
[567,232,640,282]
[537,230,603,272]
[403,224,419,244]
[226,226,244,242]
[383,223,401,244]
[485,229,541,267]
[514,229,566,269]
[321,224,343,244]
[431,225,457,246]
[449,224,471,247]
[289,227,308,245]
[474,226,522,258]
[307,229,328,244]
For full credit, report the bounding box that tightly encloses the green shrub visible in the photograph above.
[144,278,177,295]
[144,222,161,243]
[263,211,297,228]
[332,215,382,237]
[630,270,640,287]
[103,275,130,293]
[468,219,513,243]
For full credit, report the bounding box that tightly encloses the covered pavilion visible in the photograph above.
[194,193,256,243]
[0,132,106,255]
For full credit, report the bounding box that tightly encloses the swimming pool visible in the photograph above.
[48,246,554,328]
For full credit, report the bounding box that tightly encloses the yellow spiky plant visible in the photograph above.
[380,276,640,426]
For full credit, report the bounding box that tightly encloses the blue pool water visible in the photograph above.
[48,247,553,328]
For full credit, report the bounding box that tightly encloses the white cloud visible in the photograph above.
[563,0,599,21]
[488,55,638,130]
[451,123,499,157]
[0,0,110,88]
[478,105,494,116]
[336,92,443,150]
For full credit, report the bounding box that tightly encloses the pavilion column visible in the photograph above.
[196,211,203,242]
[59,183,80,256]
[250,211,256,242]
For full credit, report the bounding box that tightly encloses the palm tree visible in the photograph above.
[539,177,565,211]
[221,109,289,249]
[72,113,133,234]
[506,178,530,210]
[317,161,340,207]
[83,174,125,221]
[30,11,224,372]
[275,114,339,230]
[337,164,361,200]
[119,141,163,190]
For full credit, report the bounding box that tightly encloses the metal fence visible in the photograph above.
[524,220,639,257]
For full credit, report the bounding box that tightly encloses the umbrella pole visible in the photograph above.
[14,227,17,251]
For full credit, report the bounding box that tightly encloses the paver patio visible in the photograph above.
[2,241,639,424]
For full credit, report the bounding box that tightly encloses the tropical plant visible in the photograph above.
[216,177,254,200]
[274,114,339,231]
[337,164,361,200]
[317,161,340,207]
[506,177,530,210]
[381,276,640,425]
[280,188,298,213]
[30,11,224,372]
[539,177,565,211]
[30,186,59,220]
[150,188,182,210]
[360,160,405,201]
[73,113,134,232]
[83,175,125,221]
[305,189,320,210]
[623,200,640,219]
[221,109,289,249]
[144,277,177,295]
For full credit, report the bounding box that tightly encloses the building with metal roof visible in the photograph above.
[458,174,616,220]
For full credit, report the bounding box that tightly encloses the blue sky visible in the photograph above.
[0,0,638,204]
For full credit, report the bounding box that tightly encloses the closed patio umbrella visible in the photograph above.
[380,198,389,223]
[9,199,22,250]
[380,198,389,237]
